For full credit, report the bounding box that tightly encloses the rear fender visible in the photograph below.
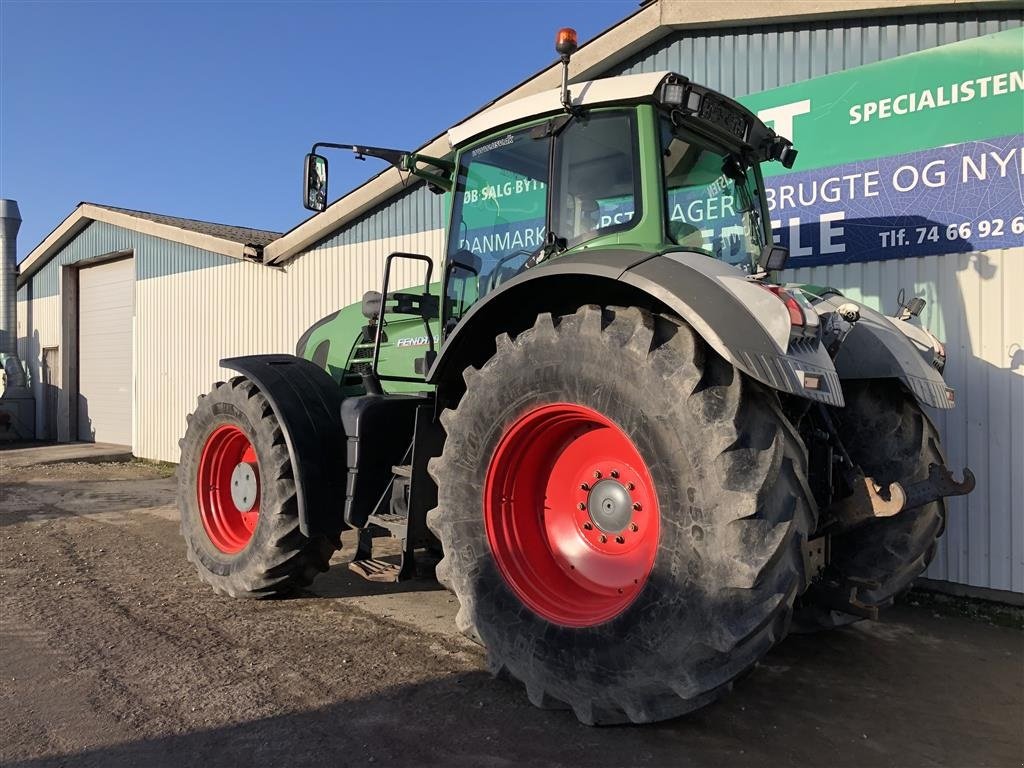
[220,354,347,541]
[625,253,843,406]
[815,296,953,410]
[428,250,843,406]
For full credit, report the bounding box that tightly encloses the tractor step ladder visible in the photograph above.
[348,464,416,582]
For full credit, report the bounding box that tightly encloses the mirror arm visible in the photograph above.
[405,153,454,193]
[310,144,453,192]
[311,142,411,169]
[406,153,454,173]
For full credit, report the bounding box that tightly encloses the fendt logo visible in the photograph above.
[396,336,430,348]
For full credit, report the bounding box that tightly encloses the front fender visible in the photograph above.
[815,296,954,410]
[428,249,843,406]
[220,354,347,541]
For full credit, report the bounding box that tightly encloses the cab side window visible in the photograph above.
[551,112,639,249]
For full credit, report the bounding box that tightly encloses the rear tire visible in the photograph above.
[428,306,815,724]
[794,381,946,630]
[178,377,335,598]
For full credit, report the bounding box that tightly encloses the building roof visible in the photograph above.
[17,203,281,288]
[261,0,983,266]
[94,205,282,248]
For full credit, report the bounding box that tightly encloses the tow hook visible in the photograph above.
[808,575,884,621]
[825,463,975,535]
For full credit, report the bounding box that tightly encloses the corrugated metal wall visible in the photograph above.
[15,221,238,436]
[608,10,1023,93]
[16,219,444,460]
[134,225,444,461]
[784,248,1024,594]
[316,181,446,247]
[609,8,1024,593]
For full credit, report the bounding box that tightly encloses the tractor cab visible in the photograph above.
[442,74,796,330]
[299,63,796,389]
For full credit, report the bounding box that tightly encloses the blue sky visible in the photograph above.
[1,1,635,261]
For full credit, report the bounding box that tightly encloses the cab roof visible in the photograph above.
[447,71,669,148]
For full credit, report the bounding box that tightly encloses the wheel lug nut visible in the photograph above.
[629,522,639,532]
[593,470,602,479]
[599,534,607,543]
[615,535,625,544]
[633,502,642,511]
[577,502,587,511]
[626,482,635,491]
[583,522,592,530]
[610,470,619,479]
[580,482,590,491]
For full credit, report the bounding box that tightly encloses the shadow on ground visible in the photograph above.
[7,606,1021,768]
[308,554,446,599]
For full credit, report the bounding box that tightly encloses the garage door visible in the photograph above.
[78,258,134,445]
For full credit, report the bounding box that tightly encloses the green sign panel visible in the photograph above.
[743,27,1024,176]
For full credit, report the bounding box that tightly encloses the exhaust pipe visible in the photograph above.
[0,198,35,441]
[0,198,26,389]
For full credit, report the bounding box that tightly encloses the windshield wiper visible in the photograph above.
[523,232,568,269]
[530,114,575,141]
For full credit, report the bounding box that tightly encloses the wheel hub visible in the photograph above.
[196,424,261,554]
[230,462,258,512]
[587,479,632,533]
[484,402,660,627]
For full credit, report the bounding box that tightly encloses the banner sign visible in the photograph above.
[454,29,1023,268]
[763,134,1022,262]
[739,27,1024,266]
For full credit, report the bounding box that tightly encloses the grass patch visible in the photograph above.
[130,457,178,477]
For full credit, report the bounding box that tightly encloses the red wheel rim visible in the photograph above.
[197,424,261,554]
[484,403,660,627]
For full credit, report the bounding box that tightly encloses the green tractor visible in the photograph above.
[178,30,974,724]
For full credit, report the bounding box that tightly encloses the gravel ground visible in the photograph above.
[1,443,1022,767]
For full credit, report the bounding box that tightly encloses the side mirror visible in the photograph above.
[758,244,789,272]
[303,153,329,212]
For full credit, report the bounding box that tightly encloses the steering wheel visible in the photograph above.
[486,249,537,294]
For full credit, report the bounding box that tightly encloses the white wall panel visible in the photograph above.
[132,227,444,463]
[15,293,60,432]
[784,246,1023,593]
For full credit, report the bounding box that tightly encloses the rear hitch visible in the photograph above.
[807,575,884,621]
[825,463,975,535]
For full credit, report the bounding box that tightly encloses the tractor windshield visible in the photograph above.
[445,127,549,323]
[659,115,766,272]
[445,111,640,327]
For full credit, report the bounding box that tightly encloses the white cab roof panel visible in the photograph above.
[447,71,670,149]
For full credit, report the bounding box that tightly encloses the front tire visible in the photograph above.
[178,377,335,598]
[428,306,815,724]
